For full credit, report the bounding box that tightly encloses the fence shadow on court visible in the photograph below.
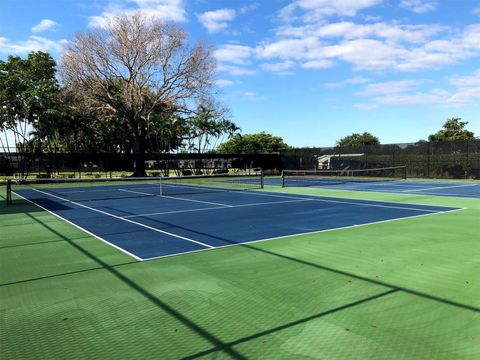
[0,197,46,215]
[19,212,248,360]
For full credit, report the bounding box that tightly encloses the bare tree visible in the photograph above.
[60,12,217,176]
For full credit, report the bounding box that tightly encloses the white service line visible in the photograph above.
[123,206,228,218]
[58,185,160,194]
[403,183,479,192]
[161,194,232,207]
[31,188,214,250]
[235,190,442,213]
[119,188,231,207]
[123,198,314,218]
[118,189,158,196]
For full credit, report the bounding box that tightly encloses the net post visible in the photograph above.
[6,179,12,205]
[260,169,264,189]
[281,170,285,187]
[403,166,407,179]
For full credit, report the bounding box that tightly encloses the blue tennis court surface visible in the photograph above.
[13,183,460,260]
[267,178,480,198]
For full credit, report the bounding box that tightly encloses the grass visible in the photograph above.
[0,185,479,359]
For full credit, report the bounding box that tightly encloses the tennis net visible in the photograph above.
[281,166,407,187]
[5,172,264,205]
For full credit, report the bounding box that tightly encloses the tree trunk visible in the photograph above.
[132,124,147,177]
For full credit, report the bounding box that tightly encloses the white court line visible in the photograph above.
[11,191,143,261]
[31,188,214,250]
[142,207,465,261]
[57,185,160,194]
[119,188,232,207]
[296,184,479,200]
[402,183,479,192]
[118,189,158,196]
[232,190,443,213]
[161,194,232,207]
[123,206,228,218]
[123,198,314,218]
[403,191,479,197]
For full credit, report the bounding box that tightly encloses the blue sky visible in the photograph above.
[1,0,480,147]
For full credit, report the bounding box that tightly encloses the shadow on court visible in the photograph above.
[131,212,480,313]
[4,205,479,359]
[0,197,61,215]
[21,212,248,360]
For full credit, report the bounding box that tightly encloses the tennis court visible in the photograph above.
[10,177,460,260]
[275,167,480,199]
[1,173,479,359]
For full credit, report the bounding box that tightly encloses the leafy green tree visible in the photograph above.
[0,51,58,176]
[218,132,290,153]
[186,105,239,154]
[428,118,475,142]
[336,132,380,148]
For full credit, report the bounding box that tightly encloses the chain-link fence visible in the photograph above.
[2,139,478,179]
[280,139,480,179]
[0,151,282,178]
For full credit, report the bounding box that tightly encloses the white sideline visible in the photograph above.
[233,190,442,213]
[11,191,143,261]
[402,183,479,192]
[142,207,465,261]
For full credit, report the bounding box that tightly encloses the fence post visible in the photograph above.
[427,142,431,178]
[6,179,12,205]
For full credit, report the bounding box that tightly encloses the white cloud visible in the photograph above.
[218,64,256,76]
[474,7,480,16]
[280,0,383,22]
[324,77,370,88]
[216,79,235,87]
[214,44,254,65]
[256,21,480,72]
[197,8,235,33]
[89,0,186,28]
[448,69,480,87]
[301,59,333,69]
[400,0,437,14]
[257,37,319,59]
[374,89,449,105]
[244,92,256,96]
[355,68,480,108]
[214,4,480,77]
[447,87,480,105]
[31,19,57,33]
[0,36,66,55]
[277,21,446,45]
[316,38,405,71]
[358,80,423,95]
[261,60,295,72]
[355,103,378,110]
[370,87,480,107]
[239,3,260,15]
